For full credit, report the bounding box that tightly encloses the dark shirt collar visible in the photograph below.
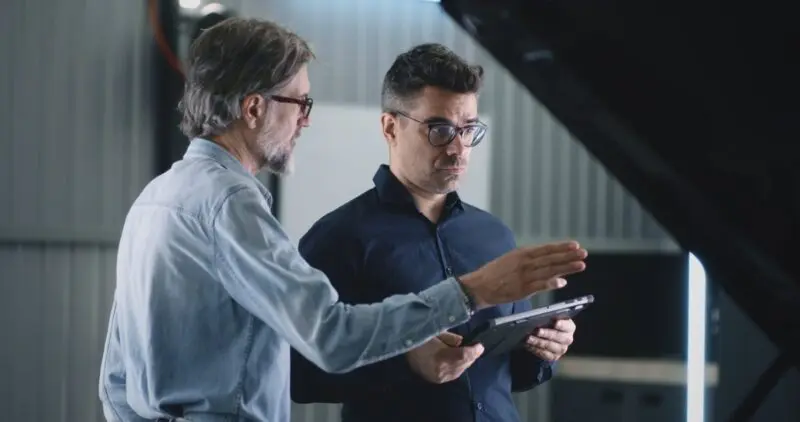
[372,164,464,212]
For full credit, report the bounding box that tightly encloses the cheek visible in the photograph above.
[272,113,296,139]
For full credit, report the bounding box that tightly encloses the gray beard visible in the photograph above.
[260,137,293,175]
[264,150,291,175]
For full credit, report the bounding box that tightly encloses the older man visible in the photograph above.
[290,44,579,422]
[98,19,587,422]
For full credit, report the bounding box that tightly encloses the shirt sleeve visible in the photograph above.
[290,219,416,403]
[211,185,472,374]
[509,298,557,392]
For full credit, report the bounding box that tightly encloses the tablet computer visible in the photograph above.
[461,294,594,357]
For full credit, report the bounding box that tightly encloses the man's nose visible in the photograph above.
[446,133,470,154]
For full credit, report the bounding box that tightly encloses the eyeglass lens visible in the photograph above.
[428,124,486,147]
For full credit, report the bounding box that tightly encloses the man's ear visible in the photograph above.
[241,94,267,130]
[381,113,398,146]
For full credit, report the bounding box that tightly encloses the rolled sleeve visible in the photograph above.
[417,277,472,330]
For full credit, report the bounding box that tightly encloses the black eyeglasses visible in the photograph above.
[390,110,487,147]
[270,95,314,119]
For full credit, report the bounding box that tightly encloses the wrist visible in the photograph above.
[455,273,487,311]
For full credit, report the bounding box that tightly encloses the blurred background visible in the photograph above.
[1,0,798,421]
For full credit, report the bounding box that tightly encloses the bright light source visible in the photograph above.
[200,2,226,15]
[179,0,202,9]
[687,253,708,422]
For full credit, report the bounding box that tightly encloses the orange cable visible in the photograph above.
[147,0,186,79]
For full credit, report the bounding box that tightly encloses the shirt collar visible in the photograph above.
[183,138,252,177]
[183,138,271,200]
[372,164,464,212]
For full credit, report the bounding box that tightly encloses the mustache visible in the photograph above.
[437,156,467,168]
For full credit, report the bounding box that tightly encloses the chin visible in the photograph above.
[265,155,294,176]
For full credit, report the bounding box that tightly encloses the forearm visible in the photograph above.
[219,247,470,373]
[214,186,472,373]
[285,277,471,373]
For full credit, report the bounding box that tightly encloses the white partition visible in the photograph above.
[280,102,493,244]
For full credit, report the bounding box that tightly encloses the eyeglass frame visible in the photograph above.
[270,95,314,119]
[387,109,488,148]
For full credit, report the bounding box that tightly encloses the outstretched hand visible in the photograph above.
[460,241,588,309]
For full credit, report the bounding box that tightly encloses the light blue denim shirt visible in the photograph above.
[98,138,472,422]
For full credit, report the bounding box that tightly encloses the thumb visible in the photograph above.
[441,343,484,363]
[437,332,463,347]
[463,343,485,362]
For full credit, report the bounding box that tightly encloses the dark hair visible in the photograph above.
[178,18,314,139]
[381,43,484,112]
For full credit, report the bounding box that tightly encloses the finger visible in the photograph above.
[524,241,582,258]
[462,344,484,362]
[531,248,588,268]
[526,277,568,295]
[522,339,557,359]
[530,261,586,282]
[532,347,558,362]
[438,332,463,347]
[440,343,484,364]
[535,328,574,346]
[553,318,576,334]
[527,336,569,355]
[453,345,484,375]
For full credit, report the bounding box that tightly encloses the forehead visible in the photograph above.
[280,65,310,96]
[410,86,478,122]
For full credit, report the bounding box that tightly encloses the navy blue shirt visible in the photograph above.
[291,165,553,422]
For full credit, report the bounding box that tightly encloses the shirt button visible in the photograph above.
[405,339,413,347]
[476,402,485,411]
[448,315,456,323]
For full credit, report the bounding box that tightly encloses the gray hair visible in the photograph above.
[178,18,314,139]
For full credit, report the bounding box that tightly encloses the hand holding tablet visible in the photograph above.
[461,294,594,357]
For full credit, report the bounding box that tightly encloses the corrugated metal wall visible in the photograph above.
[0,0,155,421]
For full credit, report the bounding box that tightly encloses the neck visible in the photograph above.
[213,130,262,175]
[389,164,448,223]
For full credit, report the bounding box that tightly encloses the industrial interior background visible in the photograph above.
[0,0,797,421]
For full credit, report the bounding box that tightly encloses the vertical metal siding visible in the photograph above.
[0,0,154,242]
[0,245,117,421]
[0,0,155,421]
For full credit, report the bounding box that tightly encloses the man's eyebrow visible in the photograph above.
[423,116,481,125]
[422,116,455,125]
[285,90,309,98]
